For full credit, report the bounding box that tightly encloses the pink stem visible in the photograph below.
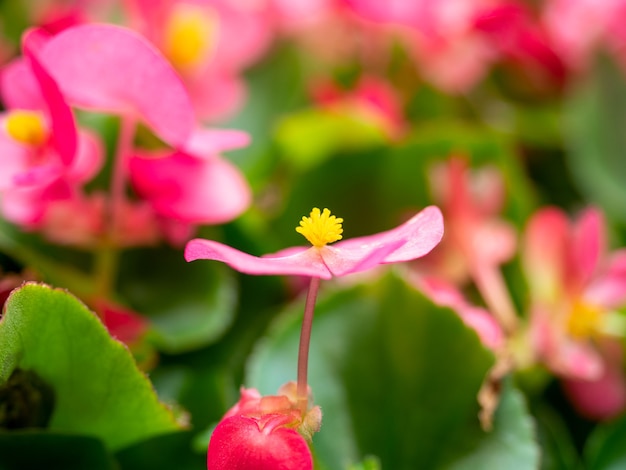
[471,262,518,334]
[109,116,136,235]
[297,276,321,414]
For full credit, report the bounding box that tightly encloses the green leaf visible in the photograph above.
[564,54,626,223]
[0,283,180,451]
[247,273,494,469]
[0,431,117,470]
[585,413,626,470]
[118,247,238,354]
[443,382,540,470]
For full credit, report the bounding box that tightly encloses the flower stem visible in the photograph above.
[296,276,321,414]
[94,116,136,301]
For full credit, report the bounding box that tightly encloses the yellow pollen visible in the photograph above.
[296,208,343,248]
[567,301,603,340]
[163,4,219,71]
[4,110,47,146]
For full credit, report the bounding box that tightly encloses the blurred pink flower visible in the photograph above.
[124,0,272,121]
[0,30,103,229]
[185,206,443,279]
[522,207,626,418]
[34,23,252,239]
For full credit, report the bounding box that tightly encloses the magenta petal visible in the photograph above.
[207,415,313,470]
[39,24,194,147]
[572,208,604,288]
[66,130,104,183]
[129,151,250,224]
[24,30,77,166]
[185,240,332,279]
[332,206,444,264]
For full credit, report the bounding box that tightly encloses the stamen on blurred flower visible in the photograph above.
[296,208,343,247]
[163,4,218,71]
[568,301,603,339]
[4,110,47,146]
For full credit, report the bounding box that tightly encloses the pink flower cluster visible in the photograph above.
[0,23,252,246]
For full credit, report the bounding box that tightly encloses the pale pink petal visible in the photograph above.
[183,127,250,158]
[0,58,44,110]
[333,206,444,264]
[0,133,32,189]
[572,207,605,288]
[562,340,626,419]
[585,250,626,308]
[557,339,604,381]
[522,207,569,303]
[185,69,246,122]
[129,151,251,224]
[66,129,104,183]
[459,305,504,350]
[185,240,333,279]
[39,24,194,147]
[320,238,406,277]
[472,220,517,265]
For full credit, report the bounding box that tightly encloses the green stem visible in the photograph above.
[297,276,321,414]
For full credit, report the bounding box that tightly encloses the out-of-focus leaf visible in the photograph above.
[0,431,117,470]
[247,272,494,469]
[443,382,540,470]
[585,413,626,470]
[275,107,387,171]
[118,247,237,354]
[564,55,626,223]
[0,283,179,451]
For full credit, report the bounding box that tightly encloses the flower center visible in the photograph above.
[567,301,603,339]
[163,4,219,72]
[4,110,47,146]
[296,208,343,247]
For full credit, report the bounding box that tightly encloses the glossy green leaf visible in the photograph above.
[118,247,237,353]
[444,382,540,470]
[0,283,180,451]
[564,55,626,223]
[247,273,495,469]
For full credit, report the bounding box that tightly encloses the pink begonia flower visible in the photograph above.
[0,30,103,228]
[124,0,272,121]
[208,382,320,470]
[185,206,444,280]
[35,23,252,233]
[414,276,504,350]
[418,156,516,285]
[522,207,626,418]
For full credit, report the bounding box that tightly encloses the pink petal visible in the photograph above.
[129,151,251,224]
[522,207,569,302]
[320,238,406,277]
[333,206,444,264]
[185,240,333,279]
[557,339,604,381]
[185,68,246,122]
[585,250,626,308]
[66,129,104,183]
[23,29,77,166]
[572,207,605,288]
[0,57,44,110]
[39,24,194,147]
[182,127,250,158]
[0,133,32,189]
[207,415,313,470]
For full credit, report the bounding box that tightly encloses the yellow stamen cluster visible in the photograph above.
[5,110,47,146]
[296,208,343,248]
[163,4,219,71]
[567,301,603,339]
